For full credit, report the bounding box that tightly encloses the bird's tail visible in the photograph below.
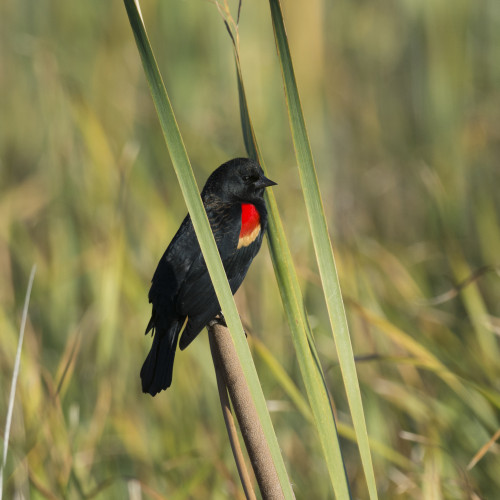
[140,316,183,396]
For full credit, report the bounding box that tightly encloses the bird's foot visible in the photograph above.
[208,313,227,328]
[208,313,247,337]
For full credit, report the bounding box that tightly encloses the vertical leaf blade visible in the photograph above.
[235,58,352,498]
[268,0,378,498]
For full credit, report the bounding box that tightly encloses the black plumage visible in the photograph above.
[141,157,277,396]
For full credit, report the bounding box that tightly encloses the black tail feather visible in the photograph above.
[140,320,182,396]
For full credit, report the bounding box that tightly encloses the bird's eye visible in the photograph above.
[243,174,258,183]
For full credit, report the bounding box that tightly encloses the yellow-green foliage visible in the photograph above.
[1,0,499,498]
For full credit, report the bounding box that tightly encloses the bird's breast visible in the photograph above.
[238,203,261,249]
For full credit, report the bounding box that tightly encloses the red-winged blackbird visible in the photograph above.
[141,158,277,396]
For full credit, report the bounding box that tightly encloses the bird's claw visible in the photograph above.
[208,313,248,338]
[208,313,227,328]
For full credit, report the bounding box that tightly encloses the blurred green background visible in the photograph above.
[2,0,500,498]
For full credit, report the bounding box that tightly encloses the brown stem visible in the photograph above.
[210,332,257,500]
[208,321,285,500]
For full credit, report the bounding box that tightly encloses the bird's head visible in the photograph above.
[202,158,277,204]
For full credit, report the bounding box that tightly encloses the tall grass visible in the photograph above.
[1,0,500,498]
[0,266,36,500]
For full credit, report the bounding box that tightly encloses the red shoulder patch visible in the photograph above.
[240,204,260,236]
[238,204,261,248]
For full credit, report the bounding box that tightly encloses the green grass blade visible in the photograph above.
[234,57,351,498]
[449,248,499,366]
[0,265,36,500]
[268,1,378,498]
[251,336,414,471]
[123,2,294,497]
[354,303,498,430]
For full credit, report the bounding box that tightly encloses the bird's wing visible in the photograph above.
[175,205,240,316]
[177,228,265,350]
[148,215,196,304]
[142,214,199,394]
[147,214,199,339]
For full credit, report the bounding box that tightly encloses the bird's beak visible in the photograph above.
[255,174,277,189]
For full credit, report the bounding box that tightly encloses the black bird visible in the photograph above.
[141,157,277,396]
